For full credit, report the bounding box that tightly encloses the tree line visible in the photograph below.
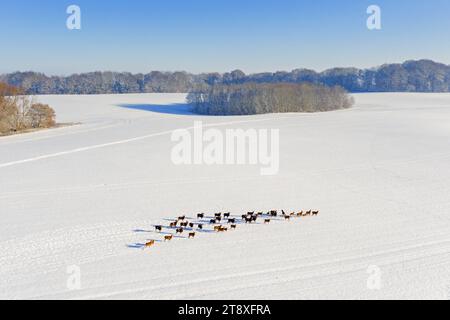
[187,83,354,116]
[1,60,450,95]
[0,83,55,136]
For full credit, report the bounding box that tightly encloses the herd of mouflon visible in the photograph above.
[135,210,319,250]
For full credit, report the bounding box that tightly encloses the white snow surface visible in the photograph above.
[1,92,450,300]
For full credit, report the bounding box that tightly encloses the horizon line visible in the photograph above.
[2,59,447,78]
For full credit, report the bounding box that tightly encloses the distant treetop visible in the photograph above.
[1,60,449,94]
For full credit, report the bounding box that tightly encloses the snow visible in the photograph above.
[1,92,450,299]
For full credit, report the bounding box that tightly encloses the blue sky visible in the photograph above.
[1,0,450,75]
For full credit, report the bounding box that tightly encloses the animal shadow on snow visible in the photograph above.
[133,229,174,235]
[127,239,163,249]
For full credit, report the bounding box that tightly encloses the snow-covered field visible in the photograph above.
[1,93,450,300]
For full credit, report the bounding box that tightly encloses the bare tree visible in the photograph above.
[0,82,56,135]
